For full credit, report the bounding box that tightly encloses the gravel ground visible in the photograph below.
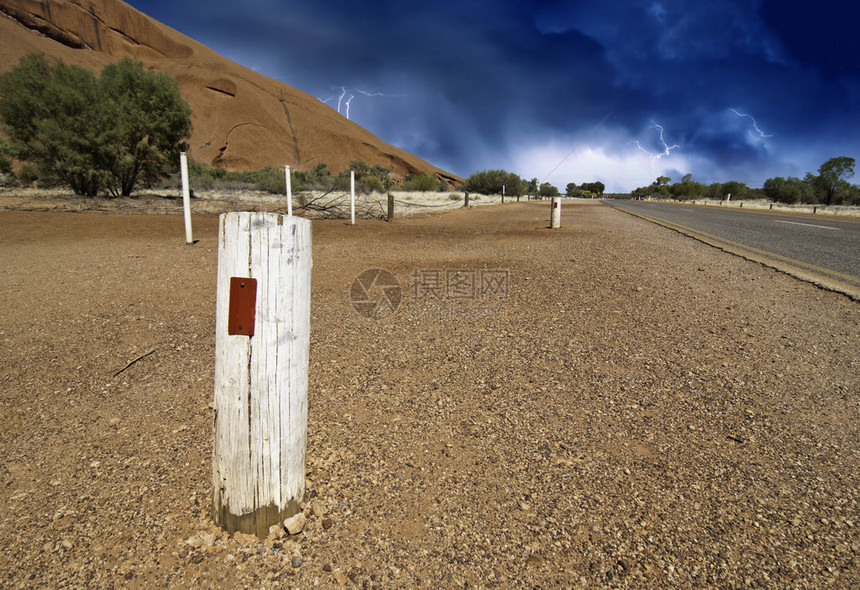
[0,201,858,589]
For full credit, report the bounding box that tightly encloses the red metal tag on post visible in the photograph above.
[228,277,257,336]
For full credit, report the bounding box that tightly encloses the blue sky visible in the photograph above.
[129,0,859,192]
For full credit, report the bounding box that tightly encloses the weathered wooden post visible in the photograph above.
[180,152,193,244]
[464,191,470,208]
[502,185,505,204]
[285,165,293,217]
[550,196,561,229]
[350,170,356,225]
[387,193,395,222]
[212,212,312,538]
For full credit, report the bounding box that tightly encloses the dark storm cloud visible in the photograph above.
[130,0,860,190]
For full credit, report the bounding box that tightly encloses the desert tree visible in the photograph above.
[463,169,526,196]
[579,181,605,196]
[98,58,192,196]
[539,182,560,197]
[0,53,191,197]
[668,174,705,200]
[815,156,855,205]
[0,54,104,195]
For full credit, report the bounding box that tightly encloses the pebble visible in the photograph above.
[291,555,303,568]
[284,512,307,535]
[334,571,349,586]
[186,535,203,548]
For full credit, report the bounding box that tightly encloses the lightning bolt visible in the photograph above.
[317,87,352,118]
[632,121,680,162]
[729,108,773,139]
[318,87,396,120]
[336,87,350,116]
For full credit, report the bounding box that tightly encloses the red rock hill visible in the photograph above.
[0,0,461,186]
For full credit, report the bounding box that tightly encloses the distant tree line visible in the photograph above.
[630,158,859,206]
[463,169,528,197]
[566,181,605,198]
[463,170,577,199]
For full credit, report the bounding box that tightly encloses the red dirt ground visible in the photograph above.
[1,202,858,589]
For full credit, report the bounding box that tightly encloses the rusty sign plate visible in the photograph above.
[228,277,257,336]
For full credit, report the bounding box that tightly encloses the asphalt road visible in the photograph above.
[605,200,860,299]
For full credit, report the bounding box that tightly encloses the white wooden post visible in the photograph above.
[180,152,193,244]
[502,184,505,204]
[212,212,312,537]
[350,170,356,225]
[285,165,293,217]
[550,196,561,229]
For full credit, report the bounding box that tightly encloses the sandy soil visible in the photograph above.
[1,202,858,589]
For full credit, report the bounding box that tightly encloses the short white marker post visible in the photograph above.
[285,165,293,217]
[350,170,356,225]
[180,152,193,244]
[550,196,561,229]
[212,212,312,537]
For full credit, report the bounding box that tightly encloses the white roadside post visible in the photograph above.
[550,196,561,229]
[212,212,312,537]
[285,165,293,217]
[350,170,356,225]
[180,152,193,244]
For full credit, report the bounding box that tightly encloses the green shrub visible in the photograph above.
[464,169,526,196]
[18,164,38,186]
[397,173,444,192]
[0,54,191,197]
[0,138,12,176]
[254,166,286,194]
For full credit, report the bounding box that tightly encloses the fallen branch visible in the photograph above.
[294,188,386,219]
[113,348,156,378]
